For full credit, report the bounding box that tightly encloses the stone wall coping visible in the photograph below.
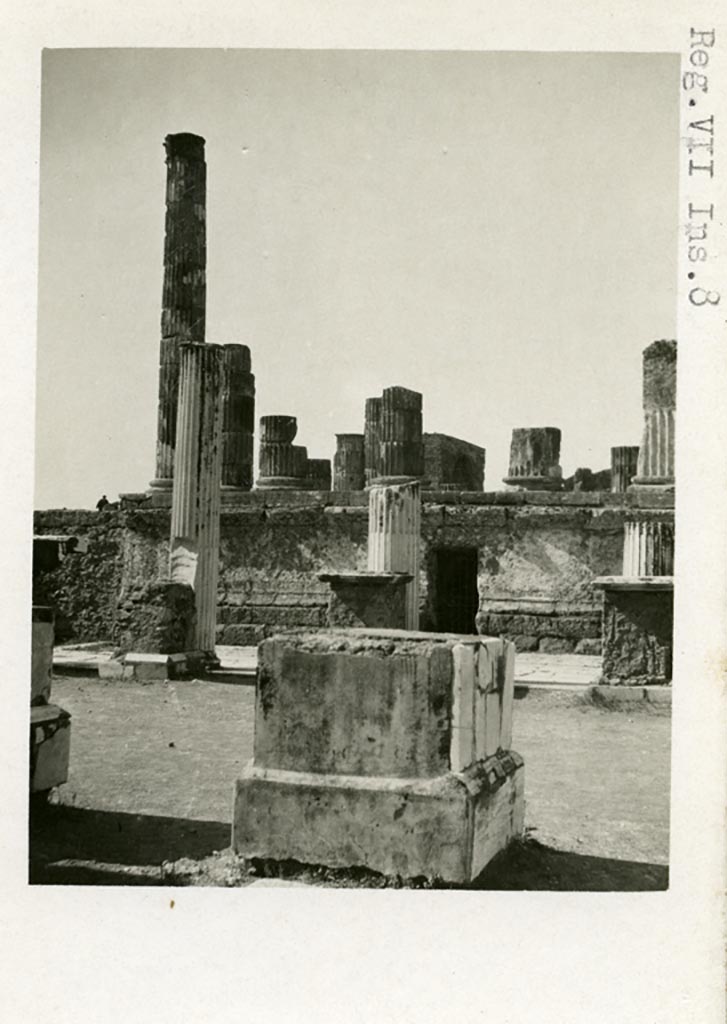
[317,571,413,586]
[592,576,674,591]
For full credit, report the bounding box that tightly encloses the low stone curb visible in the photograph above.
[589,684,672,707]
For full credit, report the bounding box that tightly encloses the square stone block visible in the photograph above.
[123,652,188,681]
[595,579,673,686]
[234,628,524,882]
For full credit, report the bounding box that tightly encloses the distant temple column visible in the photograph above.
[169,343,224,660]
[367,478,421,630]
[221,344,255,493]
[333,434,365,491]
[622,519,674,576]
[503,428,562,489]
[364,398,382,485]
[611,446,640,493]
[379,386,424,478]
[256,416,307,489]
[631,340,677,492]
[151,133,207,490]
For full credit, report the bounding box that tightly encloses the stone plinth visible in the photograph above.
[317,572,412,628]
[593,577,673,686]
[232,629,523,883]
[169,342,224,658]
[503,427,562,490]
[333,434,365,491]
[31,606,54,706]
[152,133,207,490]
[631,340,677,491]
[221,345,255,492]
[304,458,332,491]
[256,415,308,489]
[611,446,639,492]
[622,519,674,576]
[367,478,421,629]
[30,606,71,794]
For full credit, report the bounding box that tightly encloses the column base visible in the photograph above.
[628,478,675,493]
[502,476,562,491]
[232,752,524,885]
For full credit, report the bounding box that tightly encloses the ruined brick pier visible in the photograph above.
[221,344,255,494]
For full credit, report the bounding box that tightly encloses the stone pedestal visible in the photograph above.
[367,478,421,630]
[503,427,562,489]
[333,434,365,491]
[631,340,677,492]
[169,342,224,659]
[611,446,640,492]
[317,572,412,629]
[593,577,673,686]
[256,415,307,489]
[151,133,207,491]
[221,344,255,492]
[232,629,524,884]
[622,519,674,576]
[30,607,71,794]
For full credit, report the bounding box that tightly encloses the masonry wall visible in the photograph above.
[34,490,673,652]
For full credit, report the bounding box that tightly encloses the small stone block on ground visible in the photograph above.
[123,652,188,681]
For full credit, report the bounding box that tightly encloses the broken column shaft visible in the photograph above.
[611,446,640,492]
[631,340,677,491]
[169,342,224,658]
[333,433,365,491]
[152,133,207,489]
[367,478,421,630]
[503,427,562,489]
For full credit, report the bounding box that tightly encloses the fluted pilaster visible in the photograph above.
[367,479,421,629]
[169,342,223,656]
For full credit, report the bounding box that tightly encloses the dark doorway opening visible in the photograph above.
[433,547,479,634]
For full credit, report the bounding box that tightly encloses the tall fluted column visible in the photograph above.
[367,478,421,630]
[503,427,562,489]
[611,446,640,492]
[221,344,255,492]
[169,343,223,658]
[152,133,207,489]
[379,386,424,478]
[334,434,365,491]
[622,519,674,576]
[631,340,677,491]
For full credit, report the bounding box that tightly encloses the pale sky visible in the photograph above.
[35,49,679,508]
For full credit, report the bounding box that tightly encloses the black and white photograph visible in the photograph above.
[3,7,726,1023]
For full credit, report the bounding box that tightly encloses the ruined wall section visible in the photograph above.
[34,492,672,652]
[33,511,126,644]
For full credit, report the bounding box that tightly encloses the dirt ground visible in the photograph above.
[29,676,671,890]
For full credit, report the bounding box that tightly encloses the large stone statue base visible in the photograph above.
[232,627,525,884]
[234,753,523,884]
[593,577,673,685]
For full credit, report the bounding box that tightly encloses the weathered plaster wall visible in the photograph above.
[34,490,673,652]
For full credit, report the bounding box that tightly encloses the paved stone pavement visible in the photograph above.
[54,644,601,688]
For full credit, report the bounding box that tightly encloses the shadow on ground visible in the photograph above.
[29,803,230,886]
[471,838,668,891]
[30,803,668,890]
